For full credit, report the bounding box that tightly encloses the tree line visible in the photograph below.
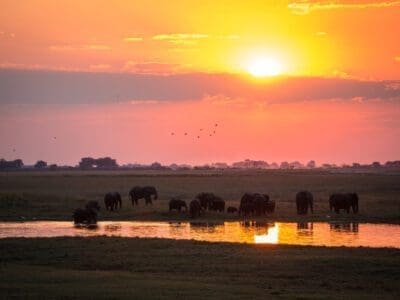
[1,157,400,171]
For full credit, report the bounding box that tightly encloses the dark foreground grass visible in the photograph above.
[0,237,399,299]
[0,169,399,223]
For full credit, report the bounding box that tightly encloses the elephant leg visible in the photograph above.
[335,207,339,214]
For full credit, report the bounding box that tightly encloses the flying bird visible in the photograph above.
[184,133,188,136]
[171,132,175,136]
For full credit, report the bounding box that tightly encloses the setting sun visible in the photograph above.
[247,57,283,77]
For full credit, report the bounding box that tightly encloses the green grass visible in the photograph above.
[0,169,399,223]
[0,237,399,299]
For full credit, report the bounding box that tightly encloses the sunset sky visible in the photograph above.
[0,0,399,165]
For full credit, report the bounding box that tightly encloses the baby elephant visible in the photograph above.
[227,206,238,214]
[169,198,187,212]
[73,201,100,225]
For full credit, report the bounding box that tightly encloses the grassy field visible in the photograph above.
[0,169,399,223]
[0,237,399,299]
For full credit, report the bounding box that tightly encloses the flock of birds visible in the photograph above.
[11,123,220,154]
[171,123,219,139]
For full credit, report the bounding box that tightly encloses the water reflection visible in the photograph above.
[297,222,314,237]
[330,222,359,233]
[0,221,399,249]
[104,223,122,232]
[254,224,279,244]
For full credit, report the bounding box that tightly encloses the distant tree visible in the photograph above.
[371,161,381,168]
[96,157,118,169]
[280,161,290,169]
[0,159,24,170]
[150,162,163,170]
[34,160,47,169]
[49,164,58,171]
[79,157,96,169]
[352,162,361,168]
[289,161,304,169]
[306,160,316,169]
[269,162,279,169]
[322,163,332,169]
[384,161,400,168]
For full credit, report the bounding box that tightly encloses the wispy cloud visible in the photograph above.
[0,31,15,39]
[89,64,111,71]
[151,33,240,46]
[49,44,111,51]
[1,69,399,104]
[152,33,209,41]
[123,37,143,42]
[122,61,182,75]
[288,1,400,14]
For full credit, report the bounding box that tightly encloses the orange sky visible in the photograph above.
[1,0,399,78]
[0,1,399,165]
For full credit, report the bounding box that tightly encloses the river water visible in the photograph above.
[0,221,399,249]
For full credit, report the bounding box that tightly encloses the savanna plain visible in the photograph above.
[0,169,399,299]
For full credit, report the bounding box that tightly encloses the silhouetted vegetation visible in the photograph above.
[79,157,118,169]
[34,160,47,169]
[0,159,23,170]
[1,157,400,171]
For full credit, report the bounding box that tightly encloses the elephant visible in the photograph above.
[189,199,202,218]
[239,194,256,216]
[73,201,100,224]
[296,191,314,215]
[253,193,267,215]
[169,198,187,212]
[209,197,225,212]
[239,193,274,216]
[329,193,359,214]
[104,192,122,211]
[227,206,238,214]
[195,192,218,210]
[264,198,276,213]
[129,186,158,206]
[239,202,255,216]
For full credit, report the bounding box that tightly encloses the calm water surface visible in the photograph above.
[0,221,399,249]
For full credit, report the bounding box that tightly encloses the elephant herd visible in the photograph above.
[73,185,360,224]
[73,186,157,224]
[295,191,359,215]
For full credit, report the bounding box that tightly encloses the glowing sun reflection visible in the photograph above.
[254,224,279,244]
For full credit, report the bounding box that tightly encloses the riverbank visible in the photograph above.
[1,237,399,299]
[1,169,399,224]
